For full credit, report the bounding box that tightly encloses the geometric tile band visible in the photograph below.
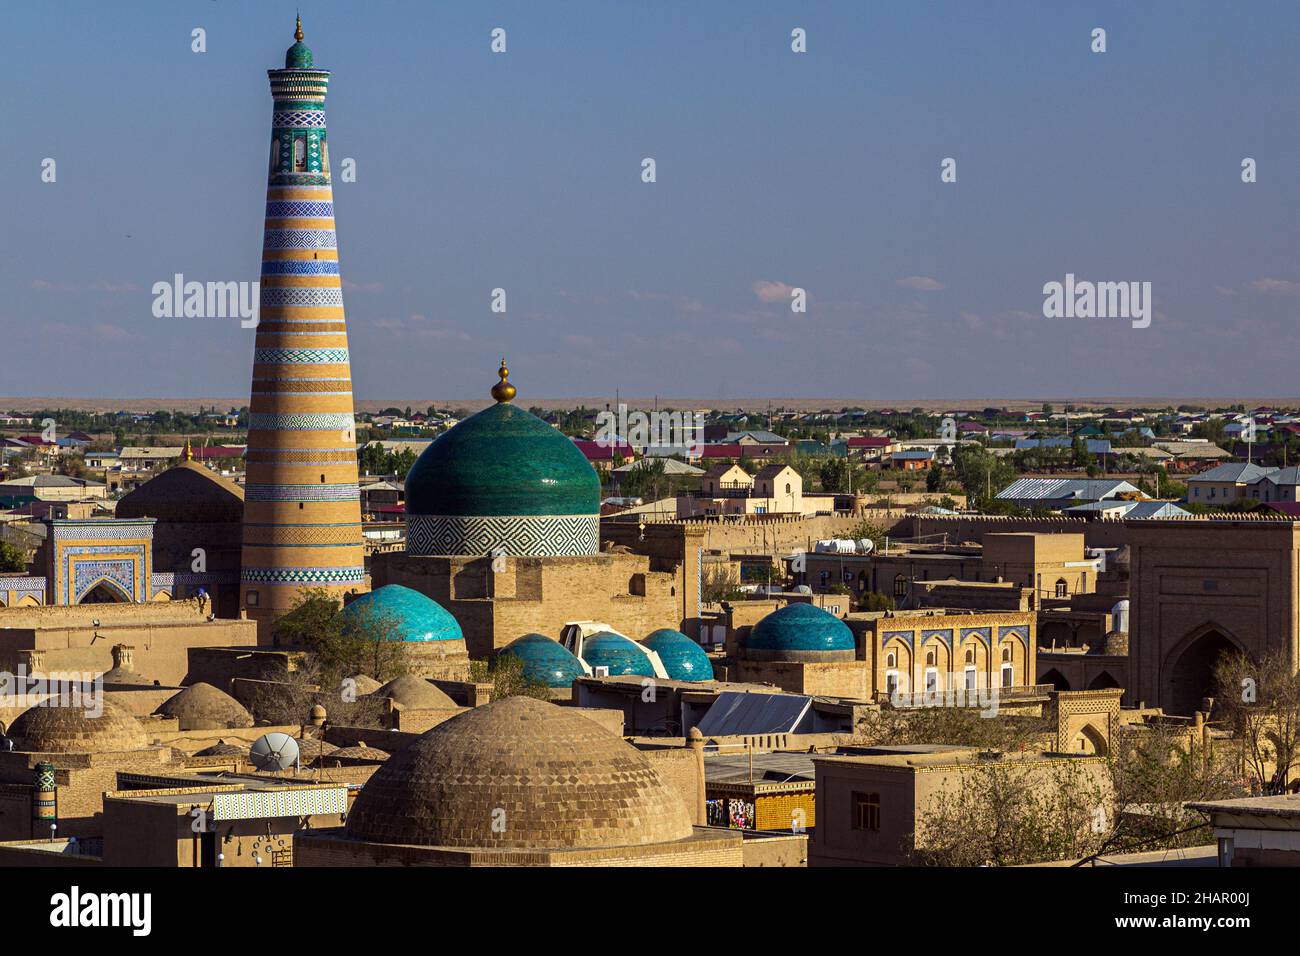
[263,229,337,249]
[244,483,361,501]
[265,201,334,217]
[406,514,600,557]
[247,412,356,430]
[243,523,364,545]
[241,566,366,585]
[261,287,345,307]
[253,348,349,364]
[271,110,329,128]
[260,259,340,275]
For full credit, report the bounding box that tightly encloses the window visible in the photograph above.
[1055,578,1068,598]
[964,648,974,665]
[965,666,977,691]
[1001,663,1014,688]
[885,651,896,668]
[893,574,908,598]
[1002,646,1012,663]
[925,668,940,693]
[245,590,259,607]
[885,670,899,698]
[926,649,936,667]
[852,792,880,831]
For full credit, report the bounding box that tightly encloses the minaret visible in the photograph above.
[240,18,365,640]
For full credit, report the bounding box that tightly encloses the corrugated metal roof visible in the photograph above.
[696,691,812,736]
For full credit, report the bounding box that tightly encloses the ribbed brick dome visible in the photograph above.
[156,683,254,730]
[372,675,456,710]
[345,696,693,849]
[8,699,149,753]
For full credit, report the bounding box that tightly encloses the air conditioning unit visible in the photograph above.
[592,666,610,677]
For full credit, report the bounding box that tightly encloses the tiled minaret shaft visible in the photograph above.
[240,19,366,639]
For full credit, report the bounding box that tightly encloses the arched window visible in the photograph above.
[886,651,896,668]
[965,648,975,665]
[1002,645,1012,663]
[926,649,936,667]
[1054,578,1068,598]
[893,574,908,597]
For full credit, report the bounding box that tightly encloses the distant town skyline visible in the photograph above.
[4,0,1297,400]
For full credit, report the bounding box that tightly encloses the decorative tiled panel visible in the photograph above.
[260,287,344,307]
[960,627,992,645]
[999,625,1029,644]
[244,482,360,502]
[260,259,340,275]
[406,514,600,557]
[247,412,355,430]
[881,630,915,649]
[271,110,328,128]
[262,228,337,249]
[921,629,954,648]
[71,559,137,603]
[253,347,349,364]
[212,786,348,821]
[241,566,366,586]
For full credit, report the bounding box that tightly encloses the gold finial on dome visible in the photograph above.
[491,358,517,403]
[183,438,194,462]
[294,13,304,42]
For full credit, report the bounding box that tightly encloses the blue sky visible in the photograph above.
[2,0,1298,401]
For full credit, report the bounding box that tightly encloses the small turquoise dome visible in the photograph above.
[285,17,313,68]
[405,402,599,519]
[643,629,712,682]
[341,585,463,643]
[581,632,655,678]
[498,634,585,688]
[747,603,854,654]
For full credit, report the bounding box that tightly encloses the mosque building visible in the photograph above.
[238,17,367,638]
[372,362,705,658]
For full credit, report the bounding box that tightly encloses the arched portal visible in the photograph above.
[1088,671,1121,691]
[1165,628,1238,717]
[1040,668,1071,691]
[80,580,130,604]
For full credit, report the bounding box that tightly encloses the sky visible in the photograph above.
[1,0,1298,402]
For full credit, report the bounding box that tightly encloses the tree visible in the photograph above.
[273,588,409,688]
[469,654,551,702]
[1215,649,1300,794]
[925,461,943,493]
[0,541,27,573]
[702,564,743,604]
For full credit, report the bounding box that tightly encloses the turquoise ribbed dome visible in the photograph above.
[643,629,712,682]
[581,632,655,678]
[405,401,599,518]
[341,585,463,643]
[747,603,854,654]
[285,40,313,68]
[498,633,585,688]
[284,17,313,68]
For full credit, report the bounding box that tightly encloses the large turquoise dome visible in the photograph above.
[498,633,586,688]
[745,603,855,659]
[404,363,600,557]
[341,585,463,643]
[581,632,656,678]
[643,629,712,682]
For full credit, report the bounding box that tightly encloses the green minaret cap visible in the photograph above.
[285,14,313,68]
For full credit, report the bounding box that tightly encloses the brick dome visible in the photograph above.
[372,675,456,710]
[156,683,254,731]
[8,699,149,753]
[345,696,693,849]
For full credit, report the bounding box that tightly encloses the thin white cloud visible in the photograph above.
[896,275,944,291]
[1246,278,1300,296]
[752,279,794,303]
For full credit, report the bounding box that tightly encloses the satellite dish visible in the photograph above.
[250,732,299,772]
